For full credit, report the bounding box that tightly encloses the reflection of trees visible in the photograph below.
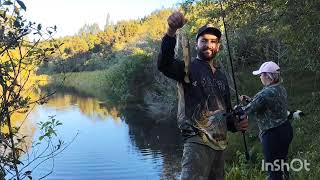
[1,111,37,160]
[42,87,184,179]
[122,107,183,180]
[43,91,121,123]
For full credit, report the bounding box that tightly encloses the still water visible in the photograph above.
[24,91,183,180]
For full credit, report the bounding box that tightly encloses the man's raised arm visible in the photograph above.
[157,12,186,82]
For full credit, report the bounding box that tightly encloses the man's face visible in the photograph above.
[197,33,220,61]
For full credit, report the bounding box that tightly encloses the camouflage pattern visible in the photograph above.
[180,143,224,180]
[192,110,228,150]
[177,71,230,151]
[243,83,288,136]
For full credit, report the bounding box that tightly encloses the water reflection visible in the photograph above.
[44,92,120,123]
[0,111,37,161]
[127,122,183,180]
[28,90,183,180]
[122,107,183,179]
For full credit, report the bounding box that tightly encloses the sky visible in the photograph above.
[25,0,182,38]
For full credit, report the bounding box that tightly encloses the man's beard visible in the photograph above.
[197,48,217,61]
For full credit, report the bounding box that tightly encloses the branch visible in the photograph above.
[15,103,37,136]
[6,49,17,77]
[14,132,78,179]
[20,38,41,63]
[28,90,57,106]
[5,110,21,179]
[38,158,54,180]
[11,138,51,179]
[0,31,29,56]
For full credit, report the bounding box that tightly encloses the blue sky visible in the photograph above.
[25,0,182,37]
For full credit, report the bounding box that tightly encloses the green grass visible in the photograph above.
[49,70,108,99]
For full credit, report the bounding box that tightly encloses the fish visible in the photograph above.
[181,29,191,84]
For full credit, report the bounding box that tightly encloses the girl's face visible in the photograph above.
[260,72,272,86]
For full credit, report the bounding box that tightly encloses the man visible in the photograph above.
[157,12,249,180]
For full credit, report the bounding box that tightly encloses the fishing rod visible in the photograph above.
[218,0,250,161]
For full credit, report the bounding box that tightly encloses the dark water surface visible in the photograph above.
[24,91,183,180]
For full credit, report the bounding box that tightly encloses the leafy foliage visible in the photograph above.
[36,9,173,74]
[0,0,68,179]
[180,0,320,71]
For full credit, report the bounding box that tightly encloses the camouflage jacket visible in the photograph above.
[243,83,288,136]
[157,34,237,150]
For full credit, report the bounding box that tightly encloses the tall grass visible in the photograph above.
[49,70,108,99]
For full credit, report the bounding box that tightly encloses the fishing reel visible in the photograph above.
[234,105,246,122]
[224,105,246,122]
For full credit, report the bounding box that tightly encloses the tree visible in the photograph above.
[140,9,173,40]
[104,12,111,30]
[0,0,68,179]
[180,0,320,72]
[78,23,101,35]
[114,20,141,44]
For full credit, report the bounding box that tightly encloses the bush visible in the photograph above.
[104,52,152,103]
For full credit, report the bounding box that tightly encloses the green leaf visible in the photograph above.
[3,1,13,5]
[24,170,32,176]
[0,10,6,18]
[42,121,51,128]
[37,24,42,30]
[16,147,26,153]
[16,0,26,11]
[38,136,44,141]
[12,127,19,133]
[14,159,23,165]
[44,132,51,137]
[13,20,20,28]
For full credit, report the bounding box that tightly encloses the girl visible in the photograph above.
[241,61,293,180]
